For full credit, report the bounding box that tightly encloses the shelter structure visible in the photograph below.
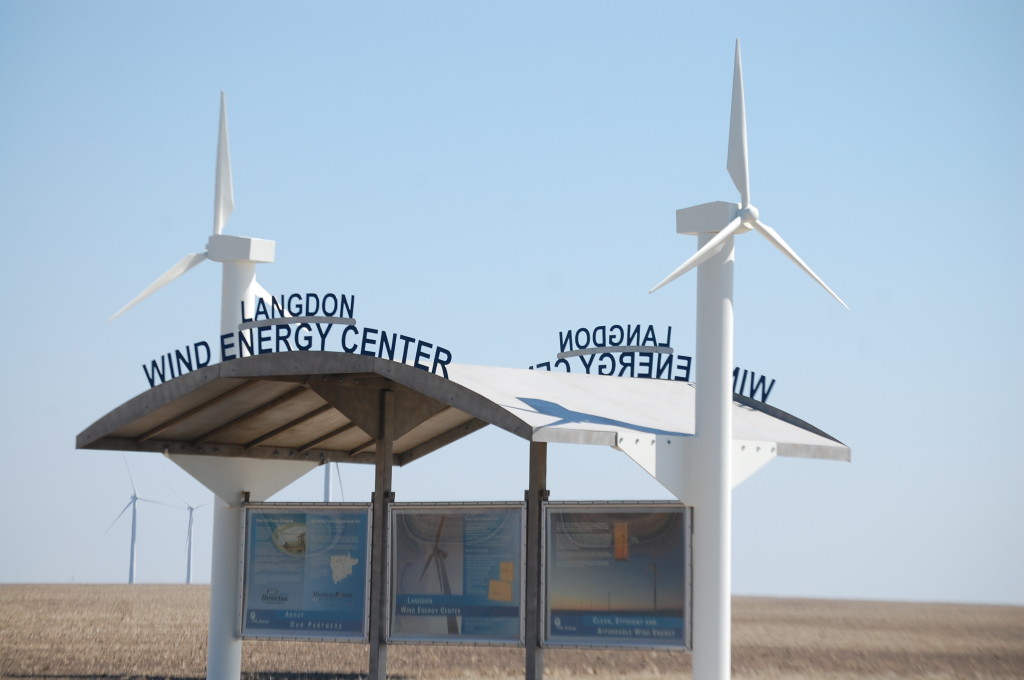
[78,351,848,680]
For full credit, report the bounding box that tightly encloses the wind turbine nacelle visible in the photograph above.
[206,234,276,264]
[676,201,741,235]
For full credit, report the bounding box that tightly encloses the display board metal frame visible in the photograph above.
[387,502,526,646]
[239,503,373,642]
[542,501,692,650]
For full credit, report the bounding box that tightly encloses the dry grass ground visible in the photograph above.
[0,585,1021,679]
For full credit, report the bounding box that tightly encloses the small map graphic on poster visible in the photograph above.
[330,554,359,582]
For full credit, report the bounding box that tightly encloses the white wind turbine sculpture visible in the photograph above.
[107,93,302,680]
[104,457,170,584]
[108,91,275,325]
[649,40,846,680]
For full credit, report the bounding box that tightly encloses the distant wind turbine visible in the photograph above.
[164,482,212,584]
[322,462,346,502]
[103,457,170,584]
[649,40,847,680]
[183,500,210,584]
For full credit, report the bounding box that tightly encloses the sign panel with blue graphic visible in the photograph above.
[545,504,690,649]
[241,505,371,641]
[389,504,524,645]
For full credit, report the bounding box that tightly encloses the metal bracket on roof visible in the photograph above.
[614,433,778,504]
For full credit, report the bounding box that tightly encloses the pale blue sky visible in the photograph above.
[1,1,1021,605]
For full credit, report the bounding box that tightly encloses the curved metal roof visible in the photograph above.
[77,352,848,476]
[77,352,528,466]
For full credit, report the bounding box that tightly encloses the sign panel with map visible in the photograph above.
[241,505,371,640]
[389,504,524,644]
[545,504,690,648]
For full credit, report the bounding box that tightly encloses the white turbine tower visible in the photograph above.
[323,462,346,502]
[104,457,168,584]
[650,40,846,680]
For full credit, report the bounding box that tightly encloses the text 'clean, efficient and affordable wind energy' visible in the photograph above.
[649,40,847,680]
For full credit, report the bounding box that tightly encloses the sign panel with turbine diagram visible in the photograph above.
[389,504,525,645]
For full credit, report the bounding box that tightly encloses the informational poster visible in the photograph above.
[241,505,371,640]
[545,504,690,648]
[389,504,524,644]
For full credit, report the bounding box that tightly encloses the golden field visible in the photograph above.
[0,585,1021,679]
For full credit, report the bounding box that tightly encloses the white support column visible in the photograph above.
[207,259,258,680]
[169,454,317,680]
[691,231,734,680]
[207,499,243,680]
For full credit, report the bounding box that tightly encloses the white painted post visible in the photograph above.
[207,499,243,680]
[323,464,332,502]
[691,231,734,680]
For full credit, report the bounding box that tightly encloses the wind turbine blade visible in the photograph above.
[727,39,750,207]
[419,551,436,581]
[433,516,446,549]
[649,216,744,293]
[162,480,190,507]
[137,496,177,509]
[334,464,345,502]
[213,91,234,235]
[108,252,208,321]
[752,220,849,309]
[122,455,137,496]
[103,500,135,536]
[252,281,277,310]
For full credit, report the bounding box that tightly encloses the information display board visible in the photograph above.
[241,505,371,640]
[544,504,690,648]
[389,504,524,645]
